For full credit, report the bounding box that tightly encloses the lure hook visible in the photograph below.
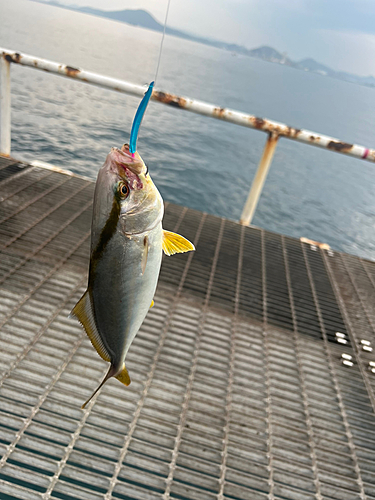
[129,81,154,155]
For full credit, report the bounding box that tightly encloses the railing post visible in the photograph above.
[240,132,279,226]
[0,56,11,157]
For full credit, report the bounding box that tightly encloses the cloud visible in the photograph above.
[315,28,375,75]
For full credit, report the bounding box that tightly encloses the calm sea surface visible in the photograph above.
[1,0,375,260]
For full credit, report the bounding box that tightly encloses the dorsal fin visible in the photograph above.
[71,291,111,362]
[162,230,195,256]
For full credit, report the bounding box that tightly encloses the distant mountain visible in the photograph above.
[78,7,163,31]
[335,71,375,87]
[297,58,334,75]
[296,58,375,87]
[32,1,375,90]
[38,1,228,49]
[248,46,293,66]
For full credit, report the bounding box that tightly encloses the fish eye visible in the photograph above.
[119,182,129,198]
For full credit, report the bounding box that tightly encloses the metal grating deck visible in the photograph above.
[0,155,375,500]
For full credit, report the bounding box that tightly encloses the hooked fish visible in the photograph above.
[72,143,194,408]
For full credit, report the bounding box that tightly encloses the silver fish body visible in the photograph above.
[72,144,194,408]
[89,148,163,371]
[90,209,163,369]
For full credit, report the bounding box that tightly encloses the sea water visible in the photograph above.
[1,0,375,260]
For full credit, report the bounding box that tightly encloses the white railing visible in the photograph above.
[1,48,375,225]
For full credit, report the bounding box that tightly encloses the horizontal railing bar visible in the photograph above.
[2,47,375,163]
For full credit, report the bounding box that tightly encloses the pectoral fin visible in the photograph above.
[141,236,149,275]
[71,291,110,362]
[162,230,195,256]
[150,300,154,308]
[115,364,131,386]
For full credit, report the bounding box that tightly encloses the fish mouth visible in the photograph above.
[110,145,144,176]
[108,146,145,191]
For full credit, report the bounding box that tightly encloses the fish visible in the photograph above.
[71,143,194,408]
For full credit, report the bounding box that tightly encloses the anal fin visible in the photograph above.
[115,364,131,386]
[71,291,110,362]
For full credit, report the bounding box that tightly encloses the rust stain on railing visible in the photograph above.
[2,46,375,225]
[152,90,187,109]
[327,140,354,152]
[2,47,375,163]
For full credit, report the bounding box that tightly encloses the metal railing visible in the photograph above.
[1,47,375,225]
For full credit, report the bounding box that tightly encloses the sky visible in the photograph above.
[57,0,375,76]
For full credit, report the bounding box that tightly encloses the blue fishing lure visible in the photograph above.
[129,82,154,154]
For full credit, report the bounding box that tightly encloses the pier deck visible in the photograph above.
[0,155,375,500]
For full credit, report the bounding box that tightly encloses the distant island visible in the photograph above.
[32,0,375,89]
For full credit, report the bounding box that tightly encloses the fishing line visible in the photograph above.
[129,0,171,154]
[154,0,172,84]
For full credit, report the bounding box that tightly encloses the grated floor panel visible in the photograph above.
[0,156,375,500]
